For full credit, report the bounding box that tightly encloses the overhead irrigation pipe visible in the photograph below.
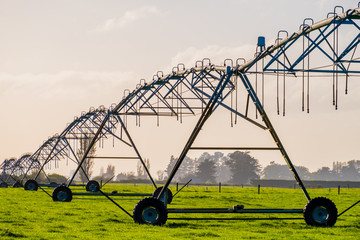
[236,8,360,72]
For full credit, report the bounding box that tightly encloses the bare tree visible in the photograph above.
[156,170,165,181]
[104,164,116,179]
[137,159,150,179]
[77,133,96,183]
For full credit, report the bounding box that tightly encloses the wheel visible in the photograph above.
[303,197,338,227]
[24,180,38,191]
[12,181,22,188]
[0,182,8,188]
[52,186,73,202]
[153,186,173,204]
[86,180,100,192]
[133,197,167,226]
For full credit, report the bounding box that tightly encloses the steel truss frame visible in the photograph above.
[0,158,16,186]
[21,106,157,198]
[59,61,313,222]
[0,154,36,187]
[5,3,360,227]
[243,7,360,114]
[131,5,360,225]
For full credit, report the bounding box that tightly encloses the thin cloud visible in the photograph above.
[0,71,138,105]
[169,45,255,69]
[96,6,159,32]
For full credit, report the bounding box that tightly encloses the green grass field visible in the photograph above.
[0,184,359,239]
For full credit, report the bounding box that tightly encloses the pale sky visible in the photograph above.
[1,0,360,178]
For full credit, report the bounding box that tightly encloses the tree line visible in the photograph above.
[69,133,360,185]
[82,151,359,185]
[155,151,360,185]
[35,131,358,185]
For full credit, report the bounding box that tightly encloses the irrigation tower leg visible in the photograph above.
[158,68,234,200]
[33,138,63,183]
[116,115,157,189]
[238,72,311,201]
[62,138,91,181]
[67,113,110,187]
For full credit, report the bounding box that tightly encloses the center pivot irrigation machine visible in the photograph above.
[17,107,155,199]
[6,3,360,227]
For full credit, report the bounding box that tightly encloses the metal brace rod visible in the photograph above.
[172,179,192,198]
[67,113,110,187]
[190,147,280,150]
[88,156,139,159]
[158,68,234,201]
[62,138,91,181]
[337,200,360,217]
[238,72,311,201]
[34,138,62,183]
[116,115,157,189]
[168,217,303,221]
[98,189,133,218]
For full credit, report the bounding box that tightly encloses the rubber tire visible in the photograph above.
[12,181,22,188]
[153,187,173,204]
[52,186,73,202]
[133,197,167,226]
[0,182,8,188]
[85,180,100,192]
[304,197,337,227]
[24,180,38,191]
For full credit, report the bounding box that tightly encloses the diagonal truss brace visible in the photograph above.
[157,66,312,202]
[238,72,311,201]
[157,67,235,200]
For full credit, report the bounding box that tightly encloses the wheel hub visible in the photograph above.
[57,191,67,201]
[142,207,158,223]
[28,183,36,190]
[89,184,97,192]
[312,206,329,223]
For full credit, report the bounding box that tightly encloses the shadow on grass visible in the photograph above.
[105,218,126,223]
[72,197,141,201]
[334,223,360,229]
[165,222,194,228]
[1,229,26,238]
